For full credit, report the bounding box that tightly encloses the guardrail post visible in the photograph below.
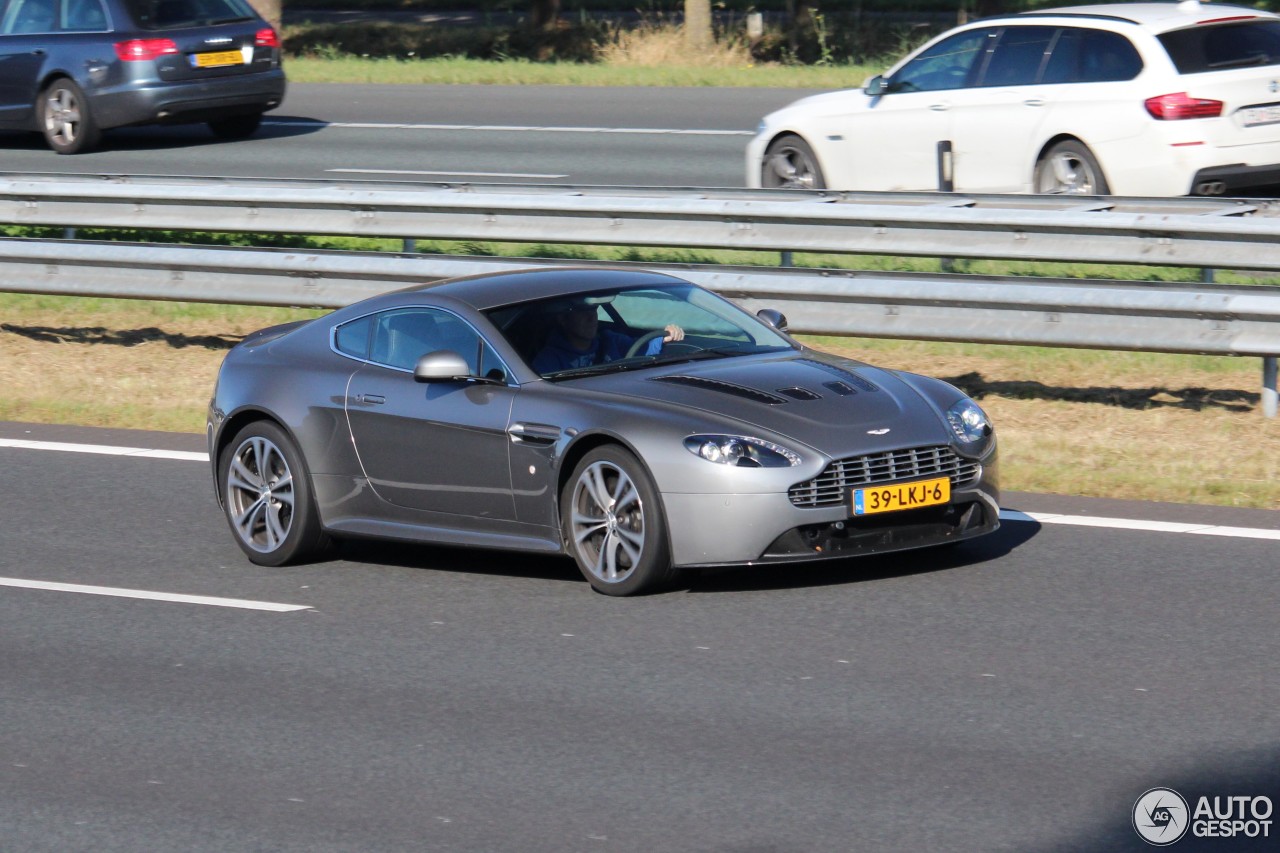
[403,239,416,253]
[781,251,793,267]
[1202,267,1215,283]
[1264,356,1278,419]
[64,227,76,239]
[936,141,954,193]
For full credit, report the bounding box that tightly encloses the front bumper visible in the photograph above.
[662,471,999,569]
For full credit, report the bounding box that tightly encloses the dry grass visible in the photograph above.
[2,296,1278,510]
[596,21,755,68]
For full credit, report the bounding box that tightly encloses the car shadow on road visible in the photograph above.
[0,115,324,154]
[334,538,585,585]
[686,517,1040,594]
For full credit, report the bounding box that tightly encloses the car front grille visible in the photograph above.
[788,445,981,508]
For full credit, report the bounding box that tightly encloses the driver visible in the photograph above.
[532,297,683,374]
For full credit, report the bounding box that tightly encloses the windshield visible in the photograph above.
[122,0,259,30]
[485,283,794,380]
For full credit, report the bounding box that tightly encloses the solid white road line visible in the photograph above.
[0,437,206,461]
[997,509,1280,541]
[263,119,754,136]
[0,577,310,612]
[4,437,1278,543]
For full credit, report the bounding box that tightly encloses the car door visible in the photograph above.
[340,306,520,521]
[843,27,994,191]
[949,25,1059,193]
[0,0,55,124]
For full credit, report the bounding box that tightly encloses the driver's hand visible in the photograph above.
[663,324,685,343]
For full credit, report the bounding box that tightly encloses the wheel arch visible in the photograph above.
[1033,134,1110,189]
[211,406,296,506]
[555,431,673,550]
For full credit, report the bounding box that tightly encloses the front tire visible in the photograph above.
[220,421,330,566]
[761,133,826,190]
[40,79,100,155]
[1034,140,1109,195]
[561,446,675,596]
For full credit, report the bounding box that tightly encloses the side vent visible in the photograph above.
[823,381,856,396]
[651,375,789,405]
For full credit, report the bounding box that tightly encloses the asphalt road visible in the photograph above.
[2,420,1278,852]
[0,83,820,187]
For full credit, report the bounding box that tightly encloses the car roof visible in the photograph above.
[397,267,691,312]
[1015,2,1278,32]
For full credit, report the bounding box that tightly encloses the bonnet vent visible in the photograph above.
[778,386,822,401]
[650,375,789,405]
[798,358,880,392]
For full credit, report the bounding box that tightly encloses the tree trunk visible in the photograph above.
[532,0,561,31]
[685,0,712,52]
[246,0,281,32]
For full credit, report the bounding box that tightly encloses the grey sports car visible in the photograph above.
[208,268,999,595]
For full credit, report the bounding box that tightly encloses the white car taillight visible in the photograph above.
[1144,92,1224,120]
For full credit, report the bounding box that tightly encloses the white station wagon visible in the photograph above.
[747,2,1280,196]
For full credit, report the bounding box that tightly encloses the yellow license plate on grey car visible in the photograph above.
[852,477,950,516]
[192,50,244,68]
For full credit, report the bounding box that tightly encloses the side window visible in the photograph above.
[1,0,56,33]
[979,26,1057,87]
[889,29,994,93]
[333,314,374,360]
[1044,28,1142,84]
[62,0,108,30]
[339,307,487,374]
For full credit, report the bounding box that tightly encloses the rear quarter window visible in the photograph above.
[1159,20,1280,73]
[1041,28,1142,83]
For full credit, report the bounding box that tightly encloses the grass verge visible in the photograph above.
[3,290,1276,510]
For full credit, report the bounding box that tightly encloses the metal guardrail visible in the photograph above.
[0,173,1277,416]
[4,172,1280,269]
[0,236,1276,416]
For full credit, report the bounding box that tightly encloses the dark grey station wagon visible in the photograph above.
[0,0,285,153]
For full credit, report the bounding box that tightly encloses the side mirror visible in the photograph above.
[864,75,887,97]
[413,350,472,382]
[756,308,789,332]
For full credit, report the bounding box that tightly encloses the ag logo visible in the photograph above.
[1134,788,1190,846]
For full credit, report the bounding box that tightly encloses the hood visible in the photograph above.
[765,88,869,124]
[572,352,953,457]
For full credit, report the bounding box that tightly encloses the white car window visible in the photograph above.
[889,29,993,93]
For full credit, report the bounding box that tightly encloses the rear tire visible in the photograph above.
[561,446,676,596]
[40,79,100,155]
[208,113,263,140]
[1034,140,1109,195]
[761,133,826,190]
[220,421,331,566]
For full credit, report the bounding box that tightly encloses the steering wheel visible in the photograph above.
[625,330,668,359]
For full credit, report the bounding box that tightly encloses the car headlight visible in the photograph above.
[946,399,993,446]
[684,435,801,468]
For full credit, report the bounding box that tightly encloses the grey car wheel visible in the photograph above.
[1034,140,1109,195]
[761,133,826,190]
[221,421,330,566]
[561,446,675,595]
[40,79,101,155]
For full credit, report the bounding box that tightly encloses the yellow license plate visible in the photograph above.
[852,477,950,516]
[192,50,245,68]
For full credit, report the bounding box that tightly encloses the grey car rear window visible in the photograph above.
[121,0,257,30]
[1159,20,1280,73]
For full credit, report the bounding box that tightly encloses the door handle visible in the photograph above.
[929,103,949,111]
[1024,98,1046,107]
[355,393,385,405]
